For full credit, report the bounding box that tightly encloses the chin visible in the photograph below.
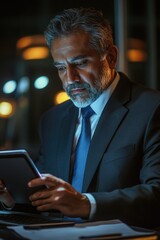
[71,98,93,108]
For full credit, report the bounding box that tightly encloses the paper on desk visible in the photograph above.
[8,220,158,240]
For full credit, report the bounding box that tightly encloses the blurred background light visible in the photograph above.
[17,76,30,94]
[17,35,49,60]
[127,38,147,62]
[127,49,147,62]
[34,76,49,89]
[17,35,46,49]
[3,80,17,94]
[22,46,49,60]
[0,101,15,118]
[54,91,70,105]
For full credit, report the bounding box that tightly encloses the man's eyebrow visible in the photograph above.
[53,61,62,67]
[53,55,87,66]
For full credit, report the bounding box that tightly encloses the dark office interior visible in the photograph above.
[0,0,159,160]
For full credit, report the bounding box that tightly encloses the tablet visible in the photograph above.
[0,149,45,204]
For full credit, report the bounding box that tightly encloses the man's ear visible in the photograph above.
[106,45,118,69]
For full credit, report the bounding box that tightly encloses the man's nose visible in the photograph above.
[66,66,79,83]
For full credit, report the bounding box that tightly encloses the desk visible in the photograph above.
[0,220,158,240]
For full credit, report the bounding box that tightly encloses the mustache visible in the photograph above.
[65,82,90,93]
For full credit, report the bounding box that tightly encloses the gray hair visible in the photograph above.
[44,8,113,56]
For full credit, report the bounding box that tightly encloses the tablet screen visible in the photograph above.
[0,149,45,204]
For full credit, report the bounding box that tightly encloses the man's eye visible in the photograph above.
[76,60,88,66]
[56,66,66,72]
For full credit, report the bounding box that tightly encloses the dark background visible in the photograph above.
[0,0,159,159]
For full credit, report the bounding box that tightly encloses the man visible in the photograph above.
[2,7,160,228]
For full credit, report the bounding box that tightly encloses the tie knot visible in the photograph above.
[81,106,94,119]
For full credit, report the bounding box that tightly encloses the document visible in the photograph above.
[8,219,158,240]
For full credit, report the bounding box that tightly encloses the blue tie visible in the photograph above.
[72,106,94,192]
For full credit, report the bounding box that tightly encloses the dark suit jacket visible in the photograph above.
[36,72,160,228]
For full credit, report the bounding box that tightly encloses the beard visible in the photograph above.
[64,81,102,108]
[64,65,112,108]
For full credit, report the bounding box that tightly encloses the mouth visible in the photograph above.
[71,87,86,96]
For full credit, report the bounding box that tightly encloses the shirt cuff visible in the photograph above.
[83,193,96,220]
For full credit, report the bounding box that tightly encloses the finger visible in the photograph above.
[0,180,6,189]
[31,194,62,212]
[36,202,59,212]
[0,190,15,208]
[0,187,7,192]
[28,175,64,188]
[30,193,59,210]
[40,175,65,187]
[29,188,52,201]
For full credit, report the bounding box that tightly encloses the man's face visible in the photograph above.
[51,31,116,108]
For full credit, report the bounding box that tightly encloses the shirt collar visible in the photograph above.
[78,72,120,116]
[91,72,120,116]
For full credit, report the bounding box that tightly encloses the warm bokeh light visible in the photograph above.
[127,38,147,62]
[0,101,15,118]
[17,35,46,49]
[22,46,49,60]
[17,35,49,60]
[127,49,147,62]
[54,91,70,105]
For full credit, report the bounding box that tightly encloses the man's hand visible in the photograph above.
[0,180,15,209]
[28,174,90,219]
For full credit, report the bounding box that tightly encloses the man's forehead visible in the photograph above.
[53,55,88,66]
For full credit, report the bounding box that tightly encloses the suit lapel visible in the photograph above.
[83,75,132,192]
